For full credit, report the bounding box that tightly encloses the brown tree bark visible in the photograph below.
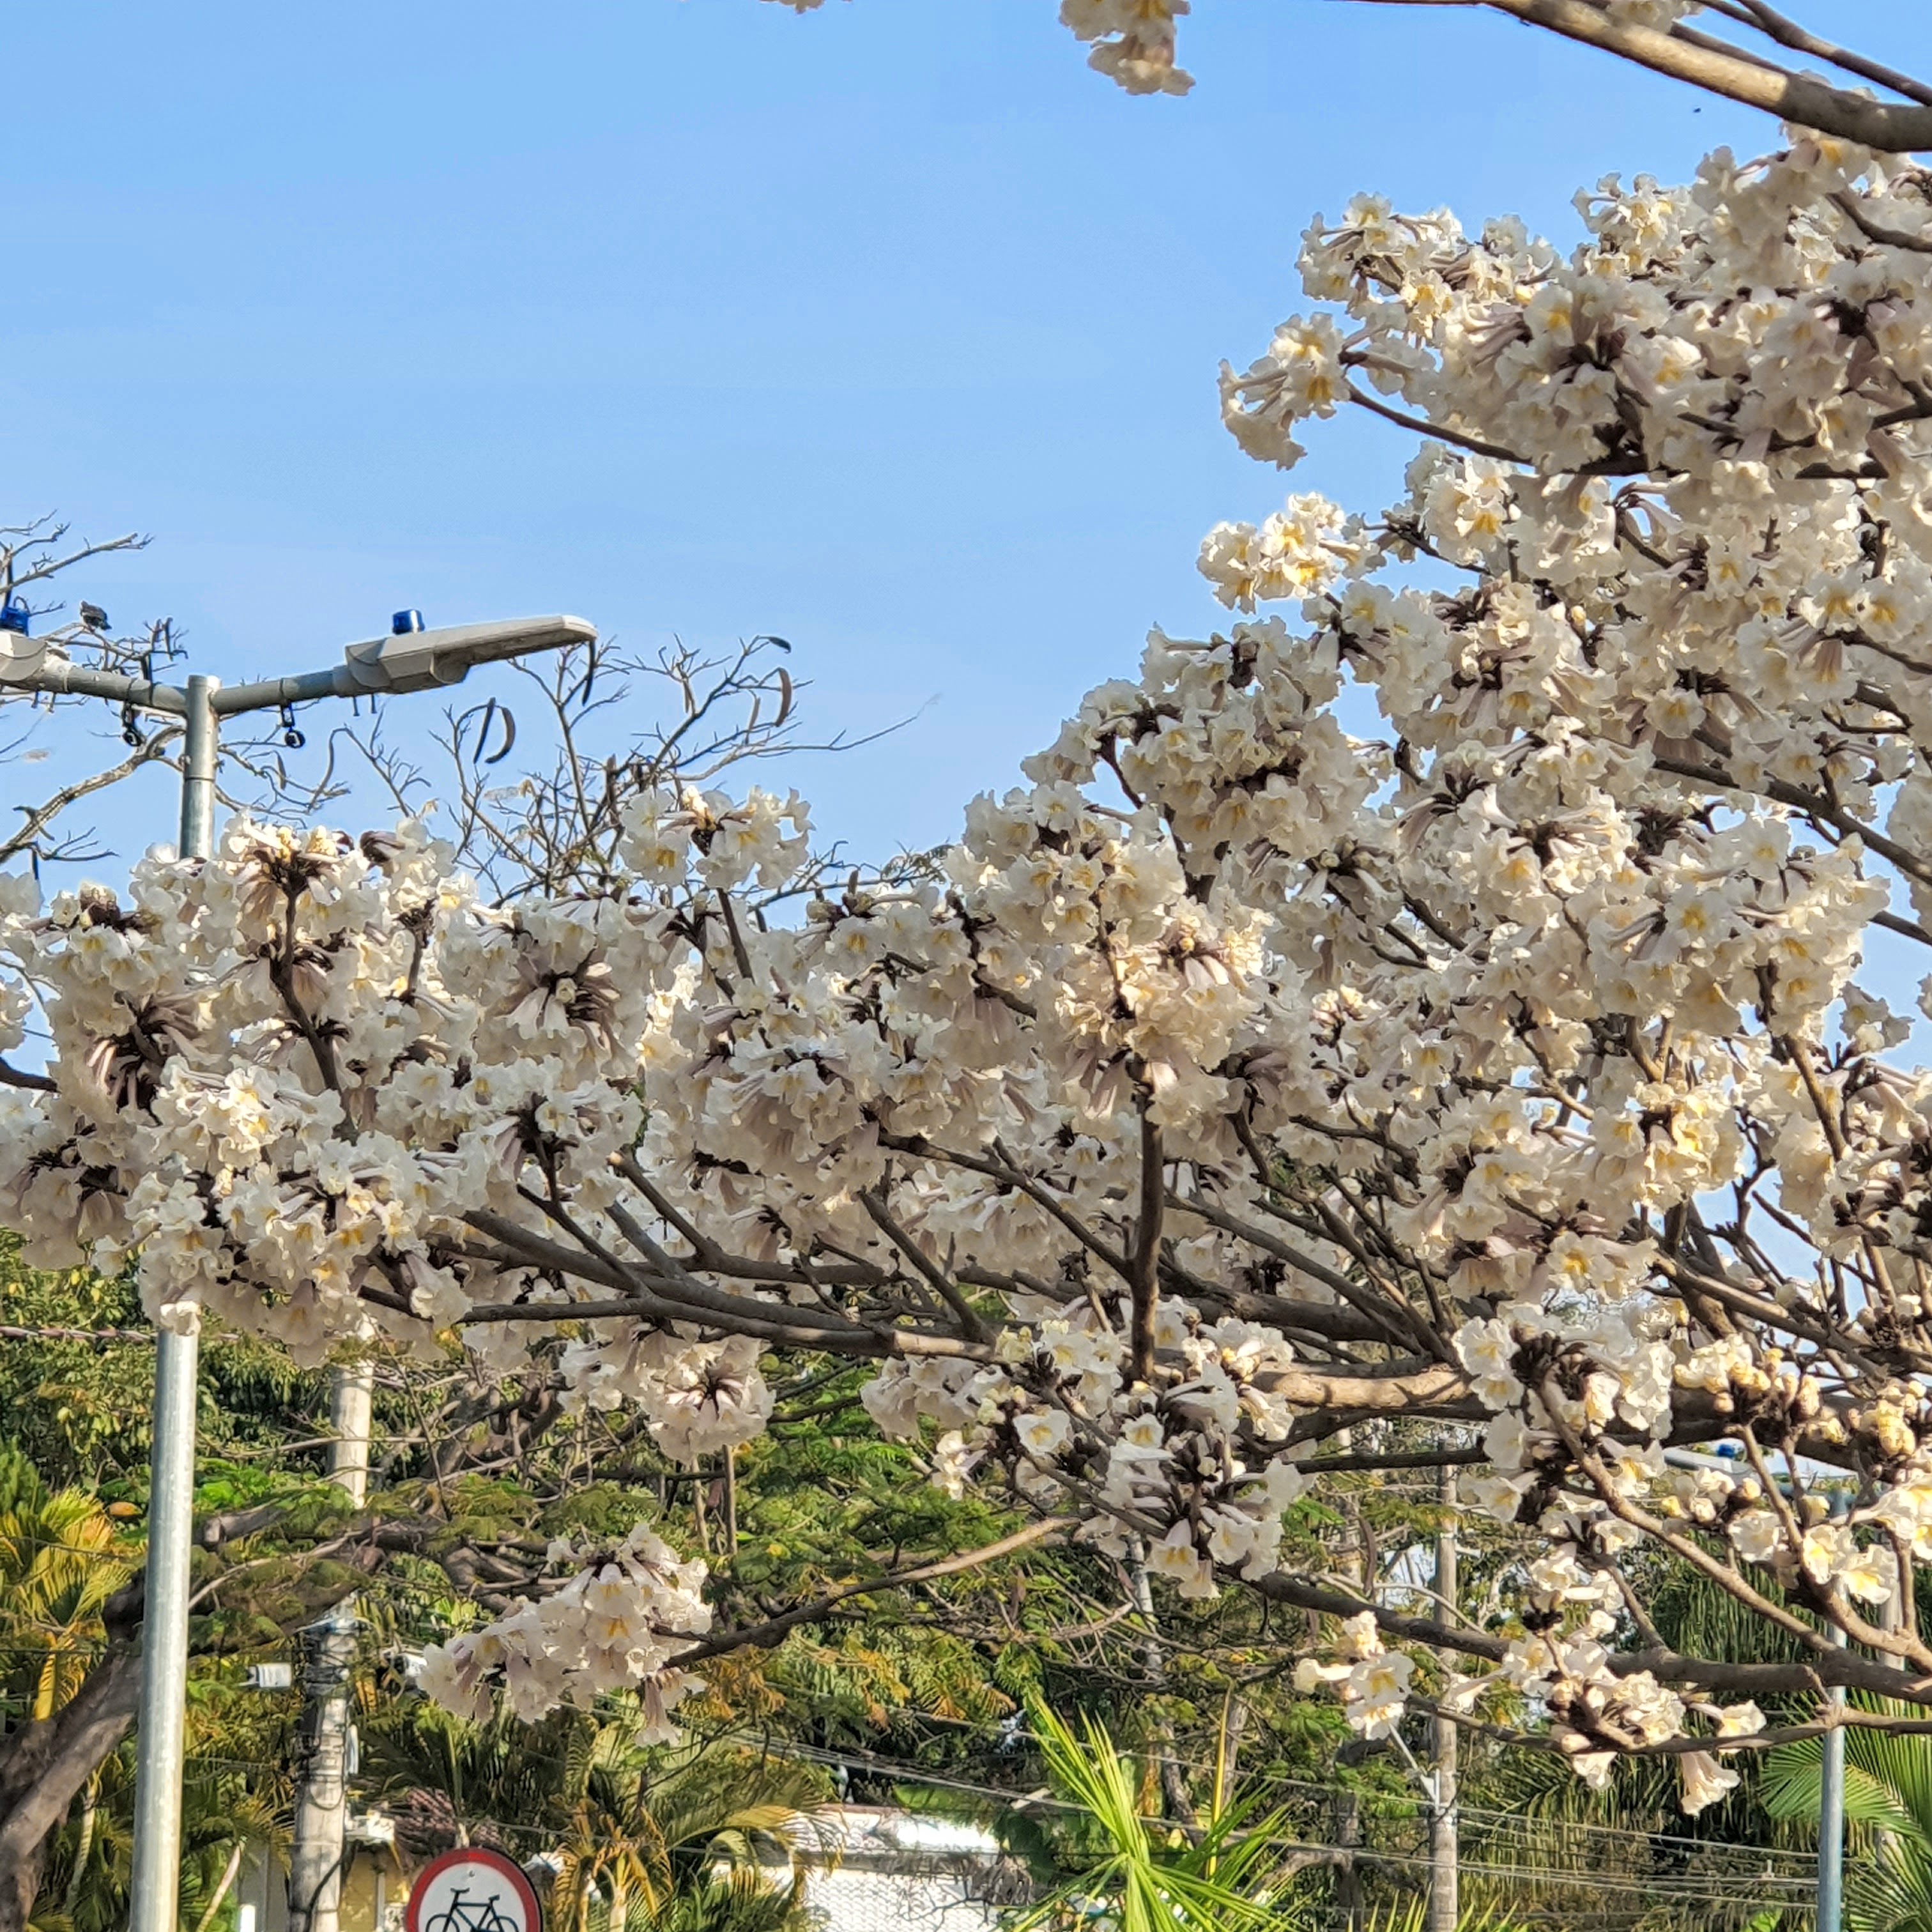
[0,1585,144,1932]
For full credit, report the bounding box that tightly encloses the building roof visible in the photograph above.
[776,1805,1011,1931]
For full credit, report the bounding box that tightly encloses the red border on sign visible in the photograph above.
[404,1846,544,1932]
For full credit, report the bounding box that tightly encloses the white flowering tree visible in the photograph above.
[0,612,919,1928]
[23,5,1932,1826]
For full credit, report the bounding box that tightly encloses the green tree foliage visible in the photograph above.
[0,1452,135,1730]
[0,1254,327,1500]
[1763,1709,1932,1932]
[359,1692,828,1932]
[4,1237,1830,1932]
[1,1248,323,1931]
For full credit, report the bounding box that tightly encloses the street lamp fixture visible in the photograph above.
[2,611,596,712]
[341,612,597,696]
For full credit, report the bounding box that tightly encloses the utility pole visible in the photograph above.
[1128,1545,1196,1825]
[288,1370,373,1932]
[1428,1460,1459,1932]
[1876,1577,1903,1867]
[1329,1427,1363,1930]
[325,1365,373,1512]
[0,613,598,1932]
[1665,1450,1850,1932]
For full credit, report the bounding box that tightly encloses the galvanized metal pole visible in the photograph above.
[1818,1490,1851,1932]
[127,674,218,1932]
[177,675,217,863]
[1819,1618,1846,1932]
[100,628,585,1932]
[1428,1460,1459,1932]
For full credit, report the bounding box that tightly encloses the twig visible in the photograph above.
[668,1518,1069,1667]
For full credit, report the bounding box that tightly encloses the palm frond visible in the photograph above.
[1013,1700,1305,1932]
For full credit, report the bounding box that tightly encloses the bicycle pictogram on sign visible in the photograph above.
[404,1848,542,1932]
[424,1887,519,1932]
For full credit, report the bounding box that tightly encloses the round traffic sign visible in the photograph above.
[404,1848,543,1932]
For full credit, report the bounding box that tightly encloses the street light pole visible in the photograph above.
[126,675,218,1932]
[1819,1491,1852,1932]
[180,673,217,861]
[0,615,595,1932]
[1427,1459,1459,1932]
[1819,1622,1846,1932]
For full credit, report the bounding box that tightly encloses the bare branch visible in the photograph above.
[1354,0,1932,149]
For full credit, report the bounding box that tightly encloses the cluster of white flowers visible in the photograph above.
[1056,0,1191,97]
[558,1331,774,1465]
[760,0,1194,95]
[415,1523,710,1729]
[1294,1611,1413,1739]
[16,132,1932,1786]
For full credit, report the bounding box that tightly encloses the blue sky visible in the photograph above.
[9,1,1931,871]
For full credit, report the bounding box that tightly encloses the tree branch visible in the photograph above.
[667,1517,1068,1667]
[1460,0,1932,149]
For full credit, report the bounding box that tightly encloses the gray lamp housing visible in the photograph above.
[341,615,596,695]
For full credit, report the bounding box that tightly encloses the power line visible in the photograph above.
[1138,1751,1820,1866]
[136,1727,1814,1911]
[721,1735,1814,1906]
[0,1322,154,1344]
[881,1710,1820,1869]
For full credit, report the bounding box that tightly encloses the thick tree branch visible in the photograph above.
[1454,0,1932,150]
